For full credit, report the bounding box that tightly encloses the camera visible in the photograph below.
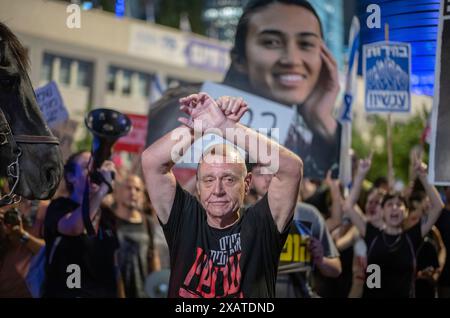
[3,209,21,226]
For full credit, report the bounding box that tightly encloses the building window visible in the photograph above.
[167,76,192,89]
[59,57,71,85]
[107,67,118,92]
[137,73,151,97]
[42,53,93,88]
[122,70,132,95]
[77,61,92,88]
[108,65,154,97]
[40,54,53,83]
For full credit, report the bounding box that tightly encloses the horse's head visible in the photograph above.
[0,23,63,201]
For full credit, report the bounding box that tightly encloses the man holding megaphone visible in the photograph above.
[43,108,131,298]
[43,151,121,298]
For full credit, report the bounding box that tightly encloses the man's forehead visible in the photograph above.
[198,160,245,176]
[202,152,244,164]
[125,176,143,187]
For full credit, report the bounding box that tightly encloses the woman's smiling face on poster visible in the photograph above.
[242,3,323,105]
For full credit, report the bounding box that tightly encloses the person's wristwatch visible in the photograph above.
[19,231,30,244]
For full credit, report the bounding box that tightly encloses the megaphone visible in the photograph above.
[85,108,132,185]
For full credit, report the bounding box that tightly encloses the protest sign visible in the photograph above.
[363,41,411,113]
[114,114,147,154]
[35,81,69,128]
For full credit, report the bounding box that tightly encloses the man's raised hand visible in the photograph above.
[178,92,225,131]
[216,96,248,123]
[178,93,248,131]
[357,152,373,176]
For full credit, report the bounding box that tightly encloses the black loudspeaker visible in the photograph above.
[85,108,132,183]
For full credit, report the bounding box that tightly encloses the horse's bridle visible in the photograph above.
[0,109,60,205]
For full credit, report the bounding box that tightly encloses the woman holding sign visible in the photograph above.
[147,0,341,180]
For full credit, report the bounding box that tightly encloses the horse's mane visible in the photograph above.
[0,22,30,74]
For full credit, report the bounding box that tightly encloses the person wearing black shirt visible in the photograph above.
[245,163,341,297]
[344,155,444,298]
[142,93,302,297]
[114,174,159,298]
[43,151,120,298]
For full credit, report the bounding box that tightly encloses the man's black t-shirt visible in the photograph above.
[363,222,423,298]
[162,183,290,298]
[43,197,119,298]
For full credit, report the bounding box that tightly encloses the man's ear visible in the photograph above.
[244,172,252,195]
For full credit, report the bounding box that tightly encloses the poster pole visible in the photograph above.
[385,23,395,191]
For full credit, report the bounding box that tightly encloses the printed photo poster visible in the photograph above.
[429,0,450,185]
[146,80,341,180]
[176,82,295,171]
[363,41,412,113]
[148,81,296,173]
[197,83,341,180]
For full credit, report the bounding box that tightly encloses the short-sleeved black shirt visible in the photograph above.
[162,183,290,298]
[43,197,119,298]
[363,222,423,298]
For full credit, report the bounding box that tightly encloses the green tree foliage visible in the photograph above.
[156,0,205,35]
[99,0,115,13]
[75,128,93,154]
[352,107,429,184]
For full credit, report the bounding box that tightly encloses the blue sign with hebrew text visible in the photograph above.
[363,41,411,113]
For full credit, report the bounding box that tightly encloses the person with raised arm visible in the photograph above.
[343,155,444,298]
[141,92,302,297]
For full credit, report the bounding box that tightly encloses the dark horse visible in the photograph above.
[0,22,63,204]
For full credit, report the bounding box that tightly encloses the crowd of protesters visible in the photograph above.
[0,151,169,298]
[1,137,449,298]
[1,0,449,298]
[0,86,448,298]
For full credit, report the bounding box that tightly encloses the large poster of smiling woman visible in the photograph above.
[146,0,341,180]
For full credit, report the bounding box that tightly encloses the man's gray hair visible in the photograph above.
[197,143,247,178]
